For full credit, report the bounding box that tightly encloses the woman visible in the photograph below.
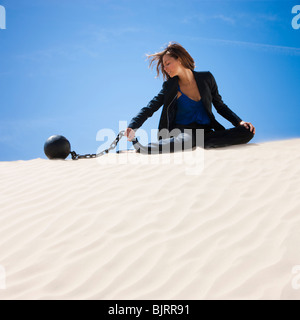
[124,42,255,154]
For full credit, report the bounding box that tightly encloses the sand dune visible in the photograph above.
[0,138,300,300]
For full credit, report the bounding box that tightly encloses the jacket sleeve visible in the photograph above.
[128,81,167,130]
[208,72,242,127]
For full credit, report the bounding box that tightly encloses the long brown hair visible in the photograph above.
[145,42,195,81]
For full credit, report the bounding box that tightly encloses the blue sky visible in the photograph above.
[0,0,299,161]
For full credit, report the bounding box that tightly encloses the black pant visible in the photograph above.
[132,123,254,154]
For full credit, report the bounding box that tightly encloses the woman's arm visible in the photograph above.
[239,120,256,134]
[127,81,168,131]
[208,72,243,127]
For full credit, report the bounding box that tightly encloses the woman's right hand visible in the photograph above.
[124,128,136,141]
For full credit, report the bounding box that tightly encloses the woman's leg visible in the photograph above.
[132,125,254,153]
[132,129,195,154]
[204,125,254,149]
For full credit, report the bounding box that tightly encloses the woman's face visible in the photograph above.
[162,55,182,78]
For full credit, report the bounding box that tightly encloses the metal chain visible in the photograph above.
[70,130,125,160]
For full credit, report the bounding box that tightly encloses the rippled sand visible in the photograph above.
[0,138,300,300]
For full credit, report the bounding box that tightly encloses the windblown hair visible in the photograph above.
[145,42,195,81]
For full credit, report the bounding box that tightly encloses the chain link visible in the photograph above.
[70,130,126,160]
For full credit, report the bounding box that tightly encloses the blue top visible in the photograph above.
[175,85,211,126]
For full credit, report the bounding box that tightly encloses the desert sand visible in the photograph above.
[0,138,300,300]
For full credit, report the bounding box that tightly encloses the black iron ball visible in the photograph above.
[44,135,71,160]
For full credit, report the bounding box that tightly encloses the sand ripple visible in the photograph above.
[0,139,300,299]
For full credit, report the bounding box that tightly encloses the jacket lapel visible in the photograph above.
[192,70,211,114]
[166,71,212,115]
[168,76,179,99]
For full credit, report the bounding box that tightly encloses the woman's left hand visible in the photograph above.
[239,121,255,134]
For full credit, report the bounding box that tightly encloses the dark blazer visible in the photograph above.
[128,71,243,140]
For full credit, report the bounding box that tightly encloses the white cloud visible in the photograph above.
[81,26,142,42]
[181,11,280,26]
[189,36,300,56]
